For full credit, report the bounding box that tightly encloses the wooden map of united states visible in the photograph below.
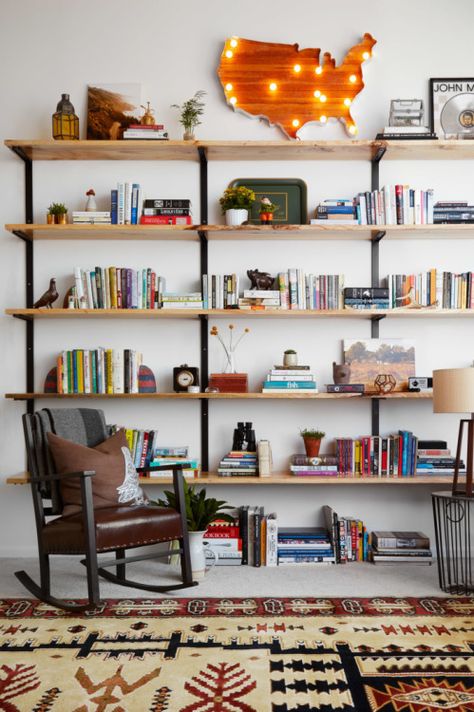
[218,34,376,139]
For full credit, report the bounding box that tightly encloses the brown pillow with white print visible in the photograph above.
[47,429,148,516]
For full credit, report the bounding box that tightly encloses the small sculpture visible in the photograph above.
[85,189,97,212]
[247,268,275,291]
[140,101,156,125]
[33,278,58,309]
[374,373,397,394]
[259,197,278,225]
[333,362,351,384]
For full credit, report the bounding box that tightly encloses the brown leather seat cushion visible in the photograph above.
[42,505,183,554]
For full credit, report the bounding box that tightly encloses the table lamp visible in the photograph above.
[433,367,474,497]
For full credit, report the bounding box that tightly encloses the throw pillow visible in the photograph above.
[47,429,147,516]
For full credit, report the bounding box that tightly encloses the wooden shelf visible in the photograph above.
[5,140,199,161]
[379,139,474,161]
[3,392,432,401]
[200,140,376,161]
[5,224,199,241]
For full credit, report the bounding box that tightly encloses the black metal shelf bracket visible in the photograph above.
[371,230,386,243]
[198,145,209,470]
[370,149,386,436]
[12,230,30,242]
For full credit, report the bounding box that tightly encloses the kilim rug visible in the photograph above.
[0,597,473,711]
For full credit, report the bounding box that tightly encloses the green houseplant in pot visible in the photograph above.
[220,185,255,226]
[154,481,234,579]
[171,90,206,140]
[47,202,68,225]
[300,428,325,458]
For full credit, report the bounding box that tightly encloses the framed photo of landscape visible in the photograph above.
[343,338,415,393]
[229,178,307,225]
[430,77,474,139]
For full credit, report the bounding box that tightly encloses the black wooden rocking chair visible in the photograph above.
[16,410,197,611]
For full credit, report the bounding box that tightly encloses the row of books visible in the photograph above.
[109,183,143,225]
[335,431,418,477]
[386,270,474,310]
[204,509,278,567]
[278,271,344,311]
[433,201,474,224]
[202,274,240,309]
[324,506,369,562]
[56,348,142,394]
[262,366,318,394]
[355,187,434,225]
[73,267,166,310]
[124,428,158,469]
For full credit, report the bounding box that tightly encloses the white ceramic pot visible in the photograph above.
[283,352,298,367]
[225,208,248,226]
[189,530,219,579]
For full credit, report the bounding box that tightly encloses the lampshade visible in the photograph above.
[433,368,474,413]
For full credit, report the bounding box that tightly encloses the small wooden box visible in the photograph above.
[209,373,248,393]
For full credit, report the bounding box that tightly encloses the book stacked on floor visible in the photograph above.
[277,526,335,565]
[386,269,474,309]
[416,440,465,476]
[73,266,165,309]
[217,451,258,477]
[433,201,474,224]
[56,348,142,394]
[344,287,390,310]
[354,185,434,225]
[311,199,358,225]
[289,454,338,477]
[262,365,318,394]
[371,531,433,565]
[277,270,344,310]
[72,211,111,225]
[204,517,243,566]
[335,431,418,477]
[140,198,193,225]
[202,274,240,308]
[123,123,169,140]
[238,506,278,566]
[238,289,280,310]
[111,183,142,225]
[161,292,203,309]
[323,506,369,563]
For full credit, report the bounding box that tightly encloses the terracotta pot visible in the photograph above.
[303,437,322,457]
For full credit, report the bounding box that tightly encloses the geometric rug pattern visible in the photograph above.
[0,597,473,711]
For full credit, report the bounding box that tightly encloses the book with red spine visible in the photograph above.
[128,124,164,130]
[140,215,193,225]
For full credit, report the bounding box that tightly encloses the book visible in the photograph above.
[371,531,430,549]
[140,215,193,225]
[326,384,365,393]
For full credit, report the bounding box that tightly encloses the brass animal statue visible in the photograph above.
[34,278,58,309]
[247,269,275,291]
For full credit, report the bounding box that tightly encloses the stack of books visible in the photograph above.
[238,289,280,310]
[217,451,258,477]
[289,454,338,477]
[343,287,390,310]
[72,211,111,225]
[140,198,193,226]
[378,126,436,140]
[323,506,369,563]
[416,440,465,476]
[238,507,278,566]
[434,201,474,224]
[161,292,203,309]
[148,457,199,479]
[73,266,165,310]
[262,364,318,394]
[311,199,358,225]
[354,185,434,225]
[335,431,418,477]
[111,183,142,225]
[371,530,433,565]
[387,269,474,309]
[277,270,344,310]
[202,274,240,309]
[56,348,142,394]
[204,518,243,566]
[123,123,169,140]
[277,527,335,566]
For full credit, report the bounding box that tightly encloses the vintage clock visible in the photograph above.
[173,364,200,392]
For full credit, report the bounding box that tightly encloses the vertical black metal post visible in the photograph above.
[198,146,209,471]
[370,148,385,436]
[24,157,34,415]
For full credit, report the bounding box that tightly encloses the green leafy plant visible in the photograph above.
[300,428,325,440]
[171,90,206,132]
[219,186,255,213]
[153,480,234,531]
[47,202,67,215]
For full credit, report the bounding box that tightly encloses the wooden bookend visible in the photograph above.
[44,367,58,393]
[209,373,248,393]
[218,33,376,138]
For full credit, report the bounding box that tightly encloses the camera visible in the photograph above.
[408,376,433,392]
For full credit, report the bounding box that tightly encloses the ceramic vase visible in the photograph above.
[225,209,248,226]
[283,352,298,367]
[188,530,207,579]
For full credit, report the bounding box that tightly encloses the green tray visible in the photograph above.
[229,178,308,225]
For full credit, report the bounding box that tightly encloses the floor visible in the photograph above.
[0,557,444,599]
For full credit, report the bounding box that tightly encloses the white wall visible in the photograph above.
[1,0,474,555]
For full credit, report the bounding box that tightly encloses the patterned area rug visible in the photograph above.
[0,597,473,711]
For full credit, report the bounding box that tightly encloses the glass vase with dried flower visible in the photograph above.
[210,324,250,373]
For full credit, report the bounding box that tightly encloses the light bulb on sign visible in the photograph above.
[320,94,327,103]
[225,83,233,91]
[292,119,300,128]
[230,38,238,48]
[362,51,370,60]
[348,125,357,135]
[229,96,237,105]
[315,66,322,75]
[293,64,301,73]
[269,82,277,91]
[320,115,327,123]
[344,98,352,107]
[314,90,321,98]
[225,50,233,59]
[349,74,357,83]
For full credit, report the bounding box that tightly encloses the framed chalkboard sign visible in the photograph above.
[229,178,308,225]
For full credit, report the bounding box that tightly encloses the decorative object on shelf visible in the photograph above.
[408,376,433,392]
[208,373,248,393]
[85,189,97,212]
[154,481,234,579]
[33,278,58,309]
[187,385,200,394]
[171,90,206,140]
[43,363,157,394]
[300,428,325,458]
[283,349,298,367]
[232,422,256,452]
[210,324,250,375]
[343,338,415,393]
[257,439,272,476]
[259,196,279,224]
[67,292,76,309]
[230,178,307,225]
[52,93,79,140]
[377,98,437,141]
[44,367,58,393]
[204,386,220,393]
[219,185,255,226]
[430,78,474,140]
[173,365,200,393]
[433,367,474,497]
[217,33,376,138]
[46,202,68,225]
[374,373,397,394]
[246,268,275,291]
[87,83,141,140]
[140,101,156,125]
[333,361,351,384]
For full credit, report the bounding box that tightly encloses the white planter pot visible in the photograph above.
[284,352,298,367]
[225,209,248,226]
[189,530,219,579]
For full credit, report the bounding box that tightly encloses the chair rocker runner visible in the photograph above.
[17,411,197,611]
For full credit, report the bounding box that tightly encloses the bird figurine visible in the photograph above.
[34,278,58,309]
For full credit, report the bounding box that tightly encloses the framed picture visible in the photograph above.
[229,178,307,224]
[343,338,415,393]
[87,83,142,140]
[430,78,474,139]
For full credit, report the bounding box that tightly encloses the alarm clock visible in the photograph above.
[173,364,200,392]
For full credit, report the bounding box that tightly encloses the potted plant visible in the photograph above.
[219,186,255,226]
[154,481,234,579]
[47,202,68,225]
[259,196,279,224]
[171,90,206,140]
[300,428,325,457]
[283,349,298,367]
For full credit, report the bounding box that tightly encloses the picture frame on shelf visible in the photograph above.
[229,178,307,225]
[430,78,474,139]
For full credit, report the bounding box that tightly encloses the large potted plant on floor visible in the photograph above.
[154,481,234,579]
[219,185,255,226]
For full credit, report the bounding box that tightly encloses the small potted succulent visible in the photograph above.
[47,202,68,225]
[300,428,325,457]
[259,196,279,224]
[171,90,206,140]
[283,349,298,367]
[219,186,255,226]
